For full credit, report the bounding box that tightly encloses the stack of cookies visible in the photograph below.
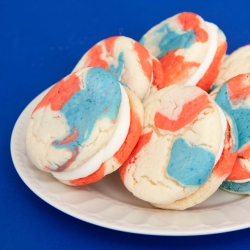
[26,12,250,210]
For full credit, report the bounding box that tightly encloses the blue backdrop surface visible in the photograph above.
[2,0,250,249]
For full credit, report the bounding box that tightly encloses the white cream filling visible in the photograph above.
[52,85,130,181]
[183,22,218,87]
[231,178,250,184]
[214,105,227,166]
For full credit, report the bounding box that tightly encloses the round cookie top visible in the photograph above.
[153,111,238,210]
[72,36,153,100]
[140,12,209,59]
[26,67,123,174]
[211,74,250,184]
[120,84,226,205]
[57,86,144,186]
[140,12,218,88]
[215,45,250,87]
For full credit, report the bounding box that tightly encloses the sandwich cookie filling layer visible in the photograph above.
[26,68,129,178]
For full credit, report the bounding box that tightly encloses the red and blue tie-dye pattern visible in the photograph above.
[70,91,143,186]
[32,68,122,174]
[154,94,216,186]
[160,13,208,87]
[140,12,227,91]
[82,36,152,85]
[215,74,250,181]
[33,74,82,172]
[155,93,237,180]
[120,93,233,187]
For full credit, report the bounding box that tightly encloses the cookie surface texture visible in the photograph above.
[120,84,226,206]
[140,12,227,91]
[72,36,153,100]
[26,67,143,185]
[154,111,238,210]
[212,74,250,193]
[63,86,144,186]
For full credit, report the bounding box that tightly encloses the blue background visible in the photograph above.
[2,0,250,249]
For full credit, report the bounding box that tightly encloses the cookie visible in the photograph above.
[72,36,153,100]
[140,12,227,92]
[213,45,250,89]
[211,74,250,194]
[26,67,143,186]
[119,84,232,209]
[154,112,238,210]
[148,56,165,93]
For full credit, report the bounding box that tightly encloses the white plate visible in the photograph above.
[11,88,250,236]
